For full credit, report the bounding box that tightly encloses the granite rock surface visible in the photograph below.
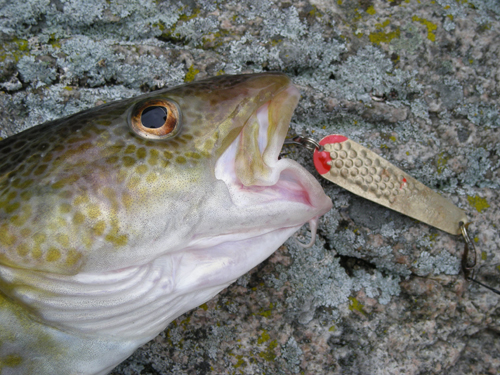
[1,0,499,374]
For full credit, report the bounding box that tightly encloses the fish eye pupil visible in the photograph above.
[141,106,167,129]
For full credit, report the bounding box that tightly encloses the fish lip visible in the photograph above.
[214,83,332,222]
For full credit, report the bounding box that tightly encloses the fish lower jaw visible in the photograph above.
[218,157,332,223]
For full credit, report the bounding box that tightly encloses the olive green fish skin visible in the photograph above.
[0,73,332,374]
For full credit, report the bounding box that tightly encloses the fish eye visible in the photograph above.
[129,98,182,140]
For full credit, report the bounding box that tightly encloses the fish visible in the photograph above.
[0,73,332,374]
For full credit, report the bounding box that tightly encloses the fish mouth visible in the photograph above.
[214,83,333,241]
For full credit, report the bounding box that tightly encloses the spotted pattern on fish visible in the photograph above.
[0,75,287,275]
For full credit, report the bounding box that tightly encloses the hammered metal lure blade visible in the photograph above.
[312,135,468,235]
[285,134,471,238]
[285,134,500,295]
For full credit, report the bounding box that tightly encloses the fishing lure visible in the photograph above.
[285,134,498,295]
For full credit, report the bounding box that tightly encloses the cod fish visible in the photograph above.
[0,73,332,374]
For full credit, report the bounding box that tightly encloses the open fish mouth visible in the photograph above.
[214,84,333,245]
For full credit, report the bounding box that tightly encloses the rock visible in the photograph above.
[1,0,499,374]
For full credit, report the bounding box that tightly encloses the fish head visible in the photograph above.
[0,73,332,277]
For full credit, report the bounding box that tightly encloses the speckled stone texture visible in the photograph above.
[1,0,499,374]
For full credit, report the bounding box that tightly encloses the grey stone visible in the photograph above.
[1,0,499,374]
